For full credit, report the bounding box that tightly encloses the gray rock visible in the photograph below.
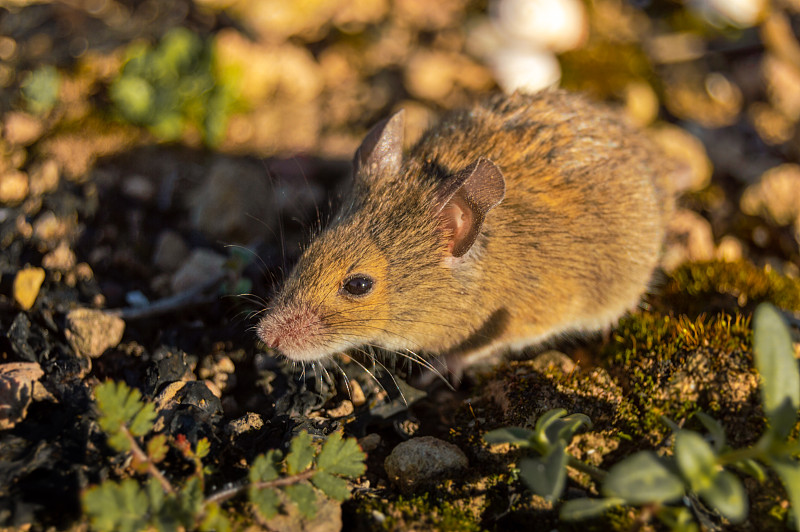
[384,436,468,493]
[153,230,189,272]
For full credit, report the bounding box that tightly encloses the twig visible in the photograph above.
[204,470,316,506]
[122,426,175,495]
[109,273,226,321]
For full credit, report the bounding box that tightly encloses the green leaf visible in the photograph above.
[175,476,204,527]
[284,483,317,519]
[146,477,165,513]
[312,471,351,501]
[656,506,700,532]
[110,76,154,122]
[533,409,568,450]
[559,497,625,520]
[315,432,366,478]
[250,487,280,520]
[195,438,211,460]
[602,451,685,505]
[129,402,156,437]
[82,479,150,532]
[286,431,315,475]
[518,442,568,501]
[544,413,592,447]
[731,458,767,482]
[250,451,280,484]
[147,434,168,464]
[199,502,231,532]
[483,426,535,446]
[21,65,60,114]
[770,457,800,532]
[753,303,800,439]
[675,430,718,492]
[699,470,747,523]
[694,412,727,452]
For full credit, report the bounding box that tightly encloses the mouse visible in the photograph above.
[256,90,677,378]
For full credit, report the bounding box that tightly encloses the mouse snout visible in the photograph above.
[256,304,325,361]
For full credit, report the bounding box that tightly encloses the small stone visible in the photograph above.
[170,248,227,294]
[28,159,60,196]
[13,266,45,310]
[3,111,44,146]
[33,211,70,242]
[0,362,45,430]
[65,308,125,358]
[489,46,561,94]
[42,240,77,271]
[716,235,744,262]
[226,412,264,437]
[349,380,366,407]
[740,164,800,226]
[662,209,715,271]
[152,230,189,272]
[384,436,468,493]
[122,174,156,202]
[326,399,354,418]
[359,433,381,452]
[0,170,29,205]
[649,123,713,192]
[493,0,587,52]
[189,158,275,244]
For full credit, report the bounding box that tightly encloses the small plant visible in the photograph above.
[109,27,240,147]
[82,380,366,531]
[21,65,61,114]
[485,302,800,530]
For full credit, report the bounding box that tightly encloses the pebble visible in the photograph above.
[122,174,156,202]
[170,248,227,294]
[0,362,45,430]
[740,163,800,226]
[226,412,264,437]
[650,123,713,192]
[0,169,29,205]
[42,240,77,271]
[662,209,715,271]
[189,158,275,244]
[65,308,125,358]
[384,436,468,493]
[28,159,60,196]
[3,111,44,146]
[326,399,354,418]
[13,266,45,310]
[152,230,189,272]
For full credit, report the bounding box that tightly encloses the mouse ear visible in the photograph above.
[353,110,405,181]
[436,158,505,258]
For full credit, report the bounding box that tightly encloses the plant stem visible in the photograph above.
[204,470,316,506]
[122,426,175,495]
[566,455,608,482]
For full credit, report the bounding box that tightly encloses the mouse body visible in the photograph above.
[257,90,675,370]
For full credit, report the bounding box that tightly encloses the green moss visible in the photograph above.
[597,311,757,441]
[358,493,485,532]
[663,260,800,314]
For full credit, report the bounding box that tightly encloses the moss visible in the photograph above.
[597,311,760,443]
[662,260,800,315]
[357,493,485,532]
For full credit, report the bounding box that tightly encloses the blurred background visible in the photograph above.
[1,0,800,297]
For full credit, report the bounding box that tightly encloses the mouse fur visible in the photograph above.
[257,90,676,369]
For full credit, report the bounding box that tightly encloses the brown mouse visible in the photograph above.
[257,90,676,375]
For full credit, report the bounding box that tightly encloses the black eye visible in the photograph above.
[342,275,374,296]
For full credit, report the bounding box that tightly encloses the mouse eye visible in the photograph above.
[342,275,374,297]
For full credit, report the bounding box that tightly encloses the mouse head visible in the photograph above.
[257,110,505,362]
